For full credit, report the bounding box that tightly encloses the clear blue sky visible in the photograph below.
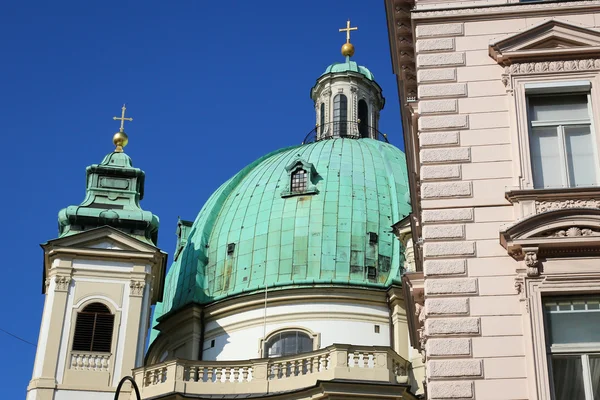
[0,1,402,396]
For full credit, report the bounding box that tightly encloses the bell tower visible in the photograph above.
[26,107,167,400]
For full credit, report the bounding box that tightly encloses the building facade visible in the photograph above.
[385,1,600,399]
[26,30,423,400]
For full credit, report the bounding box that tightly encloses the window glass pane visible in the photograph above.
[552,355,586,400]
[566,125,597,187]
[590,355,600,400]
[530,127,563,188]
[529,94,589,122]
[546,298,600,344]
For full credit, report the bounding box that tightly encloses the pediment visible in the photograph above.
[44,225,159,253]
[500,208,600,260]
[490,20,600,65]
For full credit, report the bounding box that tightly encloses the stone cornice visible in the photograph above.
[412,1,600,20]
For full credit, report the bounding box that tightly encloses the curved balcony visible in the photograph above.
[133,344,411,399]
[302,121,390,144]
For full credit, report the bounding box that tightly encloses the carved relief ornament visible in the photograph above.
[536,199,600,213]
[54,275,72,292]
[130,280,146,296]
[502,59,600,89]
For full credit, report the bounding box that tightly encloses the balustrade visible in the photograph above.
[133,344,409,398]
[69,351,111,371]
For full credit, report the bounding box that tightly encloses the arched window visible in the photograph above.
[72,302,114,353]
[358,99,369,138]
[333,94,348,136]
[291,168,307,193]
[319,103,325,134]
[265,331,313,358]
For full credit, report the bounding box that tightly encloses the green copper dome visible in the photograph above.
[152,138,410,333]
[321,58,375,81]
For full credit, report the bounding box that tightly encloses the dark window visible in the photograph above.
[544,297,600,400]
[358,99,369,138]
[366,266,377,280]
[266,331,313,358]
[291,168,307,193]
[72,303,114,352]
[368,232,378,244]
[227,243,236,255]
[333,94,348,136]
[320,103,325,134]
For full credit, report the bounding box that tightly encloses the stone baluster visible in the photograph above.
[206,366,213,383]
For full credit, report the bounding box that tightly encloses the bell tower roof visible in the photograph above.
[321,58,375,81]
[57,106,160,245]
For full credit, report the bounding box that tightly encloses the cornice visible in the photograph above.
[412,1,600,20]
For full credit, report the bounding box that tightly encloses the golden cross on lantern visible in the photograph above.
[339,19,358,43]
[113,104,133,132]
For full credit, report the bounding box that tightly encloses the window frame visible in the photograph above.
[543,296,600,400]
[524,269,600,400]
[512,75,600,190]
[259,327,320,358]
[71,302,115,353]
[525,86,599,189]
[333,94,348,137]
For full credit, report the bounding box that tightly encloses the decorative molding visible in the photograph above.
[547,227,600,238]
[412,1,600,19]
[54,275,72,292]
[537,199,600,213]
[502,58,600,88]
[524,250,540,277]
[414,302,426,362]
[130,280,146,297]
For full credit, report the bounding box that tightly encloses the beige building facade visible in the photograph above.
[385,1,600,399]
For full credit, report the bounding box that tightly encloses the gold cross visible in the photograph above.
[113,104,133,132]
[339,19,358,43]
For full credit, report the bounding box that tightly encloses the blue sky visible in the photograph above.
[0,1,402,396]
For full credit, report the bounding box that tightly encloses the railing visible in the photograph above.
[133,344,409,398]
[302,121,390,144]
[70,351,111,371]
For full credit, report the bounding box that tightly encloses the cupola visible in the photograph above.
[310,20,385,141]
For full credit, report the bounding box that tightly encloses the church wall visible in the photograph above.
[202,301,391,361]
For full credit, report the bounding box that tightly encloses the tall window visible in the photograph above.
[265,331,313,358]
[72,303,115,353]
[291,168,307,193]
[528,93,597,189]
[358,99,369,138]
[333,94,347,136]
[544,297,600,400]
[320,103,325,135]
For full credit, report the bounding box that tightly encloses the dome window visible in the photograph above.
[319,103,325,135]
[333,94,348,136]
[72,302,114,353]
[264,330,315,358]
[291,168,307,193]
[358,99,369,138]
[281,159,319,198]
[227,243,236,256]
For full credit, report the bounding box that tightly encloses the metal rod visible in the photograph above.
[114,376,141,400]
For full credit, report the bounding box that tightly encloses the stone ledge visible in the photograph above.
[420,131,460,147]
[421,148,470,164]
[429,359,483,379]
[418,53,465,68]
[419,82,467,98]
[421,165,462,181]
[428,380,473,399]
[426,317,481,336]
[422,182,473,200]
[427,338,472,357]
[416,23,464,38]
[423,224,465,240]
[423,209,473,223]
[426,278,478,295]
[425,259,467,276]
[426,298,470,315]
[418,69,457,83]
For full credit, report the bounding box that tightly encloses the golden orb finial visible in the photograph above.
[341,42,355,57]
[339,19,358,58]
[112,104,133,153]
[113,131,129,152]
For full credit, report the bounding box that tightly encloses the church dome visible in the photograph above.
[321,59,375,81]
[154,138,410,321]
